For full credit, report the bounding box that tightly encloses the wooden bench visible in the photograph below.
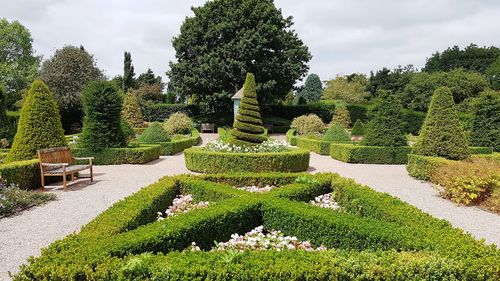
[38,147,94,191]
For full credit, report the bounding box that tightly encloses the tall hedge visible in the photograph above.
[414,87,470,160]
[363,94,406,147]
[5,80,66,162]
[231,73,266,145]
[471,90,500,151]
[79,81,126,151]
[0,85,14,142]
[122,92,144,128]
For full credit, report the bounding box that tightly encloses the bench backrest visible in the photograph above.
[38,147,73,166]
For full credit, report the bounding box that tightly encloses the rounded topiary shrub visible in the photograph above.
[291,114,324,135]
[79,81,126,151]
[414,87,469,160]
[470,90,499,152]
[351,119,365,136]
[331,107,351,129]
[323,123,351,142]
[5,80,67,162]
[163,112,193,135]
[122,92,145,128]
[139,122,170,143]
[230,73,266,145]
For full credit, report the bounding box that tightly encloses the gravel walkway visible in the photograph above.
[1,134,498,280]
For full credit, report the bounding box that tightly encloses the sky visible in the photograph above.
[2,0,500,83]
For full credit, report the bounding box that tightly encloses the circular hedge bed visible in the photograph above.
[184,147,310,173]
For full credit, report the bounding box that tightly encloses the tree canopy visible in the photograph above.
[297,74,323,102]
[423,44,500,73]
[322,74,370,104]
[123,51,136,91]
[368,65,416,95]
[485,57,500,90]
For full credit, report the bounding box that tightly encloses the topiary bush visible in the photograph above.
[290,114,324,135]
[163,112,193,135]
[230,73,266,145]
[470,90,500,152]
[413,87,470,160]
[351,119,365,136]
[363,94,406,147]
[138,122,171,143]
[79,81,126,151]
[5,80,66,162]
[330,107,351,129]
[323,123,351,142]
[121,118,135,142]
[0,86,14,144]
[122,92,145,128]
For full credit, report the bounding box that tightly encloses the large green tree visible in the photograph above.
[485,57,500,90]
[39,45,104,132]
[137,68,162,87]
[0,18,41,108]
[297,73,323,102]
[168,0,311,106]
[368,65,416,95]
[123,51,136,91]
[322,74,370,104]
[423,44,500,73]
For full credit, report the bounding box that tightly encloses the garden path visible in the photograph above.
[1,133,499,280]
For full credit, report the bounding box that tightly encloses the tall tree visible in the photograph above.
[297,74,323,102]
[485,57,500,90]
[123,51,136,91]
[0,18,41,108]
[368,65,416,95]
[168,0,311,107]
[322,74,370,104]
[137,68,162,86]
[423,44,500,73]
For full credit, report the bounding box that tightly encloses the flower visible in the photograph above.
[310,193,342,211]
[157,194,210,220]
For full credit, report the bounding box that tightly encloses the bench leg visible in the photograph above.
[40,175,45,191]
[90,166,93,182]
[71,174,75,181]
[63,173,67,191]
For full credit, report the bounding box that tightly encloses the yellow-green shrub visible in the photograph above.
[290,114,324,135]
[163,112,193,135]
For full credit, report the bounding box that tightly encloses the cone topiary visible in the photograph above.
[323,123,351,142]
[5,80,66,162]
[230,73,266,145]
[351,119,365,136]
[0,85,14,143]
[414,86,470,160]
[139,122,171,143]
[331,107,351,129]
[470,90,500,152]
[122,92,145,128]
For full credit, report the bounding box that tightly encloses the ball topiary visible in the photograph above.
[230,73,266,145]
[5,80,67,162]
[331,107,351,129]
[470,90,500,152]
[139,122,171,143]
[351,119,365,136]
[122,92,145,128]
[323,123,351,142]
[363,93,406,147]
[163,112,193,135]
[414,86,470,160]
[79,81,126,151]
[291,114,324,135]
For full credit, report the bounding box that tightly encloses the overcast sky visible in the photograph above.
[2,0,500,83]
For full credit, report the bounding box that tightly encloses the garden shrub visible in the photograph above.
[471,90,500,151]
[230,73,266,145]
[122,92,145,128]
[0,159,40,190]
[330,107,351,128]
[163,112,193,136]
[290,114,324,135]
[330,143,412,164]
[263,102,335,122]
[363,94,406,147]
[296,138,332,155]
[5,80,66,162]
[121,118,136,142]
[351,119,365,135]
[139,129,200,156]
[79,81,126,151]
[406,154,453,181]
[401,109,426,135]
[142,103,199,122]
[323,123,351,142]
[285,129,297,146]
[413,87,470,160]
[138,122,170,143]
[0,185,55,217]
[71,144,161,165]
[0,86,14,143]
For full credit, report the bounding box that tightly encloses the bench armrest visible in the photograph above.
[74,157,94,165]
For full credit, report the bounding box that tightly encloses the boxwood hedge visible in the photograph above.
[142,129,200,156]
[296,137,336,155]
[14,173,500,280]
[285,129,297,146]
[330,143,413,164]
[72,144,161,165]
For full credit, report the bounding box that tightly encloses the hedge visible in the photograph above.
[14,173,500,280]
[0,159,40,189]
[263,102,336,122]
[72,144,161,165]
[154,129,200,155]
[141,103,200,122]
[406,154,453,181]
[330,144,413,164]
[184,147,310,173]
[470,146,494,154]
[285,129,297,146]
[296,137,337,155]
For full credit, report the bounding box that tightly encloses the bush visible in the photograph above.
[122,92,145,128]
[323,123,351,143]
[330,107,351,129]
[406,154,452,181]
[0,159,40,190]
[141,103,199,122]
[296,138,332,155]
[158,130,200,155]
[163,112,193,136]
[0,86,14,143]
[290,114,324,135]
[330,143,412,164]
[121,118,136,142]
[413,87,470,160]
[351,119,365,135]
[138,122,170,143]
[5,80,66,162]
[71,145,161,165]
[471,90,500,151]
[79,81,126,151]
[285,129,297,146]
[0,186,55,217]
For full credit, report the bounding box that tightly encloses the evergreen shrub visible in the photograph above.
[290,114,324,135]
[163,112,193,136]
[470,90,500,151]
[323,123,351,142]
[331,107,351,128]
[363,94,406,147]
[139,122,170,143]
[122,92,145,128]
[351,119,365,135]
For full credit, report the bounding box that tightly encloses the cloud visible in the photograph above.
[2,0,500,83]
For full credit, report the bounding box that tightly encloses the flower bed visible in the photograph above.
[310,193,341,211]
[71,144,162,165]
[237,185,276,193]
[0,184,56,217]
[157,194,209,220]
[330,143,413,164]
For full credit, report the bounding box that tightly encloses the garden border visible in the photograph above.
[330,143,413,164]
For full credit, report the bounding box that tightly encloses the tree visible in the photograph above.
[0,85,14,142]
[413,87,469,160]
[485,57,500,90]
[423,44,500,73]
[330,107,351,129]
[368,65,416,95]
[122,92,145,128]
[470,90,500,151]
[137,68,162,86]
[123,51,136,91]
[133,82,164,103]
[297,74,322,102]
[0,18,41,108]
[322,74,370,104]
[39,45,104,132]
[168,0,311,107]
[5,80,66,162]
[231,73,266,145]
[362,93,406,147]
[79,81,126,151]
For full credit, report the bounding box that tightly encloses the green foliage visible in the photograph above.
[331,143,412,164]
[136,68,162,87]
[297,74,323,102]
[79,81,126,151]
[0,86,14,142]
[231,73,266,145]
[323,123,351,143]
[414,87,470,160]
[167,0,311,105]
[0,186,55,217]
[296,137,333,155]
[138,122,170,143]
[285,129,297,146]
[368,65,416,95]
[402,69,489,111]
[5,80,66,162]
[142,103,198,122]
[121,118,136,142]
[156,129,200,155]
[122,92,145,128]
[290,114,324,135]
[406,154,453,181]
[264,102,336,122]
[71,145,161,165]
[163,112,193,135]
[123,51,136,91]
[471,90,500,151]
[363,94,407,147]
[423,44,500,73]
[330,107,351,128]
[134,82,164,104]
[351,119,365,135]
[322,74,371,103]
[485,57,500,90]
[0,18,41,109]
[0,159,40,190]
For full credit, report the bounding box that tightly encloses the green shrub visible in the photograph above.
[153,129,200,155]
[138,122,170,143]
[5,80,66,162]
[323,123,351,142]
[163,112,193,136]
[471,90,500,151]
[230,73,266,145]
[330,107,351,128]
[263,102,335,122]
[414,87,470,160]
[121,118,136,142]
[406,154,453,181]
[330,143,412,164]
[290,114,324,135]
[0,86,14,143]
[122,92,145,128]
[0,159,40,190]
[296,138,332,155]
[285,129,297,146]
[79,81,126,151]
[141,103,199,122]
[401,109,426,135]
[0,186,55,217]
[71,145,161,165]
[351,119,365,135]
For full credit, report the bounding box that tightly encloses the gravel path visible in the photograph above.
[1,133,498,280]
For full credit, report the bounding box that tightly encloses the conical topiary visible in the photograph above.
[230,73,266,145]
[138,122,171,143]
[351,119,365,136]
[414,86,470,160]
[331,107,351,129]
[5,80,66,162]
[122,92,145,128]
[0,85,14,142]
[470,90,500,152]
[323,123,351,142]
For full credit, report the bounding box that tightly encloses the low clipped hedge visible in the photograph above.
[330,143,413,164]
[141,103,200,122]
[470,146,494,154]
[285,129,297,146]
[406,154,453,181]
[146,129,200,155]
[184,147,310,173]
[296,137,337,155]
[72,145,161,165]
[0,159,40,189]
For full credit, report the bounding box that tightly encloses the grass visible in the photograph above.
[0,186,56,218]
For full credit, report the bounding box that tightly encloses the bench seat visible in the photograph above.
[43,164,91,175]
